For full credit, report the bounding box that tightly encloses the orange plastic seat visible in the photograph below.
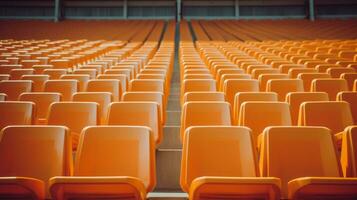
[44,80,77,101]
[298,101,353,136]
[266,79,304,101]
[297,73,331,91]
[87,79,121,101]
[181,102,231,141]
[47,102,98,149]
[288,68,317,78]
[21,75,49,92]
[0,126,72,199]
[129,79,164,94]
[73,69,97,79]
[181,79,216,104]
[340,126,357,177]
[0,80,32,100]
[19,92,61,125]
[107,102,162,144]
[43,69,67,80]
[9,69,34,80]
[60,74,90,92]
[97,74,128,95]
[311,78,349,100]
[233,92,278,125]
[122,92,165,125]
[340,73,357,91]
[260,126,357,199]
[286,92,329,125]
[337,91,357,124]
[327,67,355,78]
[238,102,291,147]
[49,126,155,200]
[0,101,35,130]
[183,91,225,103]
[258,74,289,91]
[181,126,281,200]
[223,79,259,107]
[218,74,251,91]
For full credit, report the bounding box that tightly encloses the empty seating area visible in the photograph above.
[1,18,357,200]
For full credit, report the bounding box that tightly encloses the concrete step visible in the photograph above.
[165,111,181,126]
[167,99,180,111]
[159,126,181,149]
[155,149,182,190]
[148,192,187,200]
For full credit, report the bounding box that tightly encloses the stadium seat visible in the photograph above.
[47,102,98,149]
[19,92,61,125]
[258,74,289,91]
[0,101,35,130]
[286,92,329,125]
[73,92,112,125]
[340,126,357,177]
[311,78,349,100]
[260,126,357,199]
[21,75,49,92]
[180,126,281,200]
[43,69,67,80]
[183,91,225,103]
[180,102,231,141]
[49,126,155,200]
[107,102,162,144]
[129,79,165,94]
[0,80,32,101]
[298,101,353,136]
[297,73,331,91]
[238,102,291,147]
[87,79,121,101]
[340,73,357,91]
[223,79,259,107]
[337,91,357,124]
[0,126,72,199]
[327,67,355,78]
[233,92,278,125]
[122,92,165,125]
[9,69,34,80]
[266,79,304,101]
[60,74,90,92]
[181,79,216,104]
[44,80,78,101]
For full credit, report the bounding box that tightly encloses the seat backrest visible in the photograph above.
[21,75,49,92]
[238,102,291,146]
[0,101,35,130]
[219,74,251,91]
[327,67,355,78]
[340,126,357,177]
[337,92,357,124]
[181,79,216,103]
[60,74,90,92]
[260,126,340,198]
[74,126,155,191]
[286,92,329,125]
[180,126,258,192]
[297,73,331,91]
[0,93,6,101]
[107,102,162,144]
[122,92,165,125]
[47,102,98,148]
[223,79,259,107]
[181,102,231,141]
[0,80,32,100]
[43,69,67,79]
[0,125,72,190]
[183,91,225,103]
[87,79,121,101]
[266,79,304,101]
[129,79,164,93]
[73,92,112,125]
[9,69,34,80]
[258,74,289,91]
[298,101,353,134]
[311,78,348,100]
[97,74,128,94]
[44,80,78,101]
[19,92,61,124]
[234,92,278,125]
[340,73,357,91]
[288,68,317,78]
[73,69,97,79]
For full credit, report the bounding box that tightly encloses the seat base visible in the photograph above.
[189,176,281,200]
[0,177,45,200]
[288,177,357,200]
[49,176,147,200]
